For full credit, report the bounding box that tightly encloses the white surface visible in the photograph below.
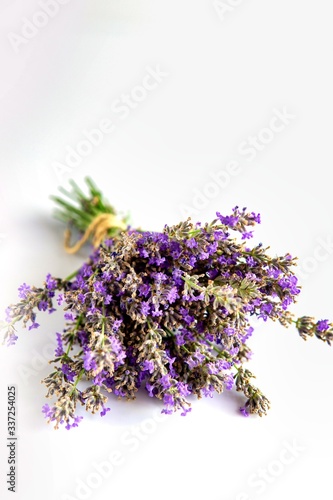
[0,1,333,499]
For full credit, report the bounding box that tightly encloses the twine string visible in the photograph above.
[64,213,126,254]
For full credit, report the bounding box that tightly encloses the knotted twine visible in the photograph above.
[64,213,127,254]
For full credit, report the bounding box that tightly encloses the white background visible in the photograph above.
[1,1,333,499]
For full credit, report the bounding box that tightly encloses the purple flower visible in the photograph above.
[64,312,76,321]
[139,248,149,258]
[207,363,219,375]
[159,374,172,389]
[109,336,126,363]
[186,351,205,369]
[278,276,299,296]
[100,405,111,417]
[207,242,218,254]
[18,283,31,300]
[180,407,192,417]
[216,212,239,227]
[172,268,183,285]
[166,286,179,304]
[81,264,93,278]
[38,300,48,311]
[57,294,64,306]
[94,281,106,294]
[154,272,167,284]
[251,212,261,224]
[199,251,209,260]
[175,333,185,346]
[228,346,239,356]
[177,382,191,397]
[77,330,88,345]
[102,270,113,281]
[61,364,76,382]
[170,241,181,259]
[154,256,165,266]
[239,326,254,343]
[240,406,249,417]
[42,404,54,419]
[28,322,40,331]
[180,307,194,325]
[317,320,330,332]
[141,301,150,317]
[104,294,113,305]
[146,383,155,397]
[55,332,64,357]
[151,305,162,317]
[5,307,12,323]
[186,238,197,249]
[7,334,18,346]
[165,352,176,367]
[66,415,84,429]
[224,375,234,390]
[72,416,83,427]
[282,296,293,310]
[218,359,232,370]
[161,408,173,415]
[163,393,175,406]
[112,319,122,331]
[139,284,150,297]
[114,388,126,397]
[206,269,219,279]
[94,371,106,386]
[259,302,273,321]
[202,385,214,398]
[246,256,256,267]
[83,350,97,371]
[242,231,253,240]
[45,274,57,291]
[142,360,154,373]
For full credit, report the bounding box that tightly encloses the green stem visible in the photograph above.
[163,326,175,337]
[65,314,83,355]
[187,229,202,237]
[65,339,73,356]
[181,276,204,292]
[198,334,232,361]
[70,369,85,396]
[162,326,239,370]
[64,269,79,282]
[101,306,106,346]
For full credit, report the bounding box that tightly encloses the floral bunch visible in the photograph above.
[2,178,332,429]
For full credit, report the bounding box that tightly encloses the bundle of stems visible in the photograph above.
[2,178,332,429]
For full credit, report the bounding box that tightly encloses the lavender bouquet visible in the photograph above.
[2,178,332,429]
